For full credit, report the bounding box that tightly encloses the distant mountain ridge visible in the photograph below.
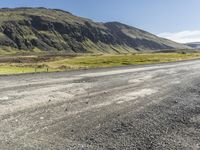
[185,42,200,49]
[0,7,190,53]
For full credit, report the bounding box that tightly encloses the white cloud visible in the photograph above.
[158,30,200,43]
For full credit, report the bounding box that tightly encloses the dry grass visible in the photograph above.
[0,53,200,75]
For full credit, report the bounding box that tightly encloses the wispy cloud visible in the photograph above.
[158,31,200,43]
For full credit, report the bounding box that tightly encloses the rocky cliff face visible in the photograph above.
[0,7,190,53]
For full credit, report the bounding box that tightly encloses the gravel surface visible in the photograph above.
[1,60,200,150]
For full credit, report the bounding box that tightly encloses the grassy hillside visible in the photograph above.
[0,7,190,54]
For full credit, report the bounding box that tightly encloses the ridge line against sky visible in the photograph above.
[158,31,200,43]
[0,0,200,43]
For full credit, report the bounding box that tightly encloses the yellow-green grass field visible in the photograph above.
[1,53,200,75]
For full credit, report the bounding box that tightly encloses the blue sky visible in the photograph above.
[0,0,200,43]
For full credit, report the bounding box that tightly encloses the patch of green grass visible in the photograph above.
[0,64,59,75]
[0,49,20,55]
[46,53,200,69]
[1,53,200,75]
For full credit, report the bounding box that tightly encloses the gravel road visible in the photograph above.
[1,60,200,150]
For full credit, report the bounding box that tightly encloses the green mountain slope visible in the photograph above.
[0,7,190,53]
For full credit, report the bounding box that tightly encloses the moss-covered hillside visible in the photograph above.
[0,7,190,53]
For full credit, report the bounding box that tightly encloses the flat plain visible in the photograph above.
[0,53,200,74]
